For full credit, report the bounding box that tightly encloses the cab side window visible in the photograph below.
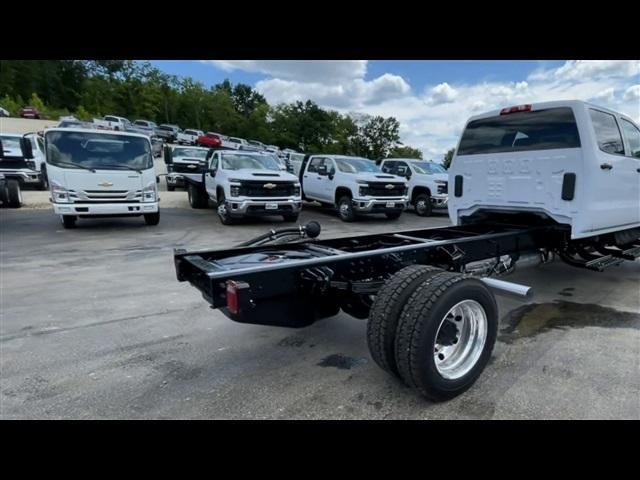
[620,119,640,159]
[307,157,324,173]
[589,109,625,155]
[210,153,219,170]
[381,161,396,174]
[395,162,410,176]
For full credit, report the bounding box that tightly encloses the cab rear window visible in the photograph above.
[457,107,581,155]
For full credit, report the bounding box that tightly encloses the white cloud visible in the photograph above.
[205,59,640,161]
[623,84,640,102]
[426,82,458,105]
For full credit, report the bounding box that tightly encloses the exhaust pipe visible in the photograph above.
[480,277,532,298]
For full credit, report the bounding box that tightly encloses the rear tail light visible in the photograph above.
[500,104,532,115]
[226,280,239,314]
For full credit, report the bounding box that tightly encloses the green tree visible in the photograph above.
[388,145,423,159]
[359,116,401,160]
[442,148,455,169]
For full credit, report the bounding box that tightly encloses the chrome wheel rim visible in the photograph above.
[416,199,427,214]
[218,202,228,219]
[339,201,350,218]
[434,299,487,380]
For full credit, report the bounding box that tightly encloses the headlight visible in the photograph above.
[356,180,369,185]
[359,186,368,196]
[230,185,241,197]
[142,182,157,202]
[51,180,70,203]
[293,184,301,196]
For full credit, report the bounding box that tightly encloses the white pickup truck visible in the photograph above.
[300,154,409,221]
[380,158,448,216]
[176,129,204,145]
[40,128,160,228]
[0,132,48,190]
[184,150,302,225]
[93,115,131,131]
[449,99,640,241]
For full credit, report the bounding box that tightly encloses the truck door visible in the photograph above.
[205,151,219,199]
[302,157,325,200]
[619,117,640,226]
[588,108,640,230]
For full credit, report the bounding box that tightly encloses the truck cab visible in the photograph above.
[196,150,302,225]
[448,100,640,240]
[300,154,408,222]
[164,145,209,191]
[380,158,448,216]
[43,128,160,228]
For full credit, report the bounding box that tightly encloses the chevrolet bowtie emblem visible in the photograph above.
[263,183,277,189]
[187,164,197,169]
[385,184,395,189]
[98,181,113,187]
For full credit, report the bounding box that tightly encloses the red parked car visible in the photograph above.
[19,106,41,119]
[196,132,222,148]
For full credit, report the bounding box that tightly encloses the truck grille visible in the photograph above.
[0,158,30,170]
[170,163,204,174]
[437,183,448,195]
[362,182,407,197]
[70,189,142,203]
[239,181,296,197]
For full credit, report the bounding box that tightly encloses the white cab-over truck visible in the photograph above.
[380,158,448,216]
[174,100,639,402]
[184,149,302,225]
[40,128,160,228]
[300,154,409,221]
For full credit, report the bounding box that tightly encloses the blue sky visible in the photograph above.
[150,60,639,160]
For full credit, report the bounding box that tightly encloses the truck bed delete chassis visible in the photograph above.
[174,222,569,327]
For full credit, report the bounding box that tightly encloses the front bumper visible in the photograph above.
[0,169,42,184]
[352,196,408,213]
[431,194,449,209]
[52,201,159,216]
[225,197,302,217]
[167,173,186,187]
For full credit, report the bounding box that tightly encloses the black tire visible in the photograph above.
[36,168,49,190]
[6,179,22,208]
[282,213,299,223]
[187,183,208,209]
[367,265,444,377]
[144,211,160,226]
[337,195,355,222]
[385,211,402,220]
[414,193,432,217]
[216,191,234,225]
[0,182,9,205]
[61,215,77,228]
[167,184,175,192]
[395,273,498,402]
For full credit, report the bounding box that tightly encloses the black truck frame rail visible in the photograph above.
[174,221,570,327]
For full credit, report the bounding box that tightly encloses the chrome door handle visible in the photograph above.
[600,163,613,170]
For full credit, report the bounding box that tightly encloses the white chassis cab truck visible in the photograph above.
[40,128,160,228]
[174,100,639,402]
[300,154,409,222]
[380,158,449,216]
[183,149,302,225]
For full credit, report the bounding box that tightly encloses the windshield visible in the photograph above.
[45,131,153,171]
[158,125,173,131]
[221,153,281,171]
[1,135,22,152]
[412,162,446,174]
[335,157,379,173]
[173,147,207,159]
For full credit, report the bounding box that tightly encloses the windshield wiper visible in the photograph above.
[54,161,96,172]
[97,164,143,174]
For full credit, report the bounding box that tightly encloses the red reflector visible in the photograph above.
[226,280,239,314]
[500,104,532,115]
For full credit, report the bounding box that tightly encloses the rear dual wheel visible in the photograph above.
[367,266,498,401]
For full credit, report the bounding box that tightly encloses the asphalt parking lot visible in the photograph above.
[1,190,639,419]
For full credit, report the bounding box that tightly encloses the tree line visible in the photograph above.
[0,60,425,161]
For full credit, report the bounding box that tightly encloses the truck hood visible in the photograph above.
[174,156,205,164]
[414,172,448,182]
[227,169,299,182]
[56,169,149,191]
[352,172,406,183]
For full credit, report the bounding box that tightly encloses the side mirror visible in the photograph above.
[0,139,4,159]
[20,137,34,159]
[156,176,160,184]
[163,145,172,164]
[317,165,328,176]
[328,168,335,180]
[209,168,217,177]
